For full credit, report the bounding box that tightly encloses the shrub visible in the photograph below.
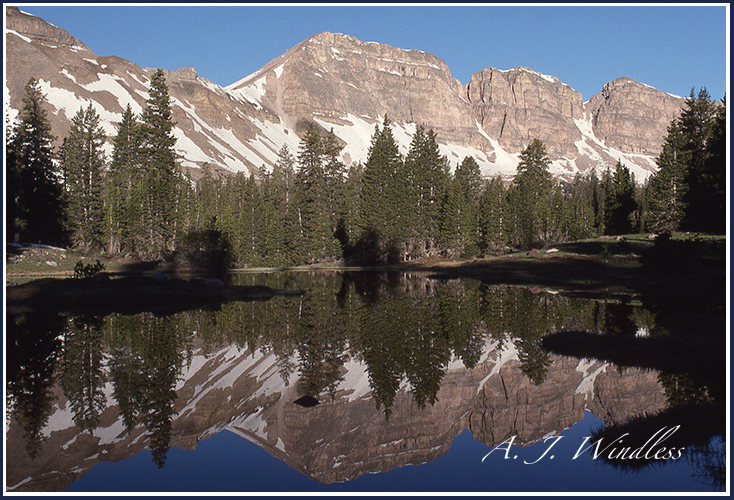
[73,259,105,279]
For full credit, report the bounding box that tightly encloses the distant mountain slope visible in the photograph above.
[5,6,684,181]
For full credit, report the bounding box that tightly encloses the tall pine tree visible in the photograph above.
[404,125,450,258]
[507,138,553,249]
[648,87,725,234]
[477,176,506,254]
[105,104,141,254]
[604,162,637,235]
[293,123,341,263]
[679,88,725,232]
[61,104,107,251]
[137,69,185,257]
[357,116,405,263]
[8,78,66,245]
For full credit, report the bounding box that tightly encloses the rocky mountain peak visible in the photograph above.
[226,30,486,165]
[5,10,686,181]
[586,77,684,156]
[5,6,88,50]
[466,66,585,158]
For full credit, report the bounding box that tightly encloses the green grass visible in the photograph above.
[6,232,724,285]
[5,245,131,285]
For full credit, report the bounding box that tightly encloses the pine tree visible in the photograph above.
[438,176,466,257]
[356,116,405,263]
[137,69,182,257]
[507,138,552,249]
[9,78,66,245]
[264,146,297,265]
[322,129,347,239]
[648,120,688,233]
[340,162,363,259]
[604,162,637,235]
[6,113,22,243]
[565,173,598,240]
[61,104,107,251]
[696,96,727,234]
[454,156,484,254]
[454,155,483,205]
[679,88,724,232]
[106,104,140,254]
[647,87,724,234]
[270,144,296,212]
[293,123,341,263]
[542,184,569,244]
[404,125,450,258]
[477,176,506,254]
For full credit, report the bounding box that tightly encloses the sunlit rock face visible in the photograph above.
[226,32,488,154]
[6,6,684,181]
[586,77,686,156]
[5,337,665,491]
[466,67,585,158]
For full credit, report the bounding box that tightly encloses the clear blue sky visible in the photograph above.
[14,3,728,101]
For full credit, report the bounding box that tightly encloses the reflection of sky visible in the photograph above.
[65,411,719,493]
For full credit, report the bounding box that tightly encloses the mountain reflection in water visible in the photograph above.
[4,271,726,492]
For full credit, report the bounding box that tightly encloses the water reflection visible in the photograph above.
[4,271,726,492]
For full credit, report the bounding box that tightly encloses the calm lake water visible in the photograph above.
[5,271,726,493]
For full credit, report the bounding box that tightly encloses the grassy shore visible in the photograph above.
[6,232,725,289]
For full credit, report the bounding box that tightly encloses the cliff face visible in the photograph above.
[466,67,585,158]
[5,6,85,48]
[5,6,685,181]
[6,339,666,491]
[587,77,686,156]
[228,32,488,152]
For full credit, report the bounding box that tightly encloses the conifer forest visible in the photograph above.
[6,71,727,267]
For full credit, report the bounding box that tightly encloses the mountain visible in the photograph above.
[5,6,685,182]
[5,335,666,491]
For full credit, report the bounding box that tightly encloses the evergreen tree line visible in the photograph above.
[7,273,665,463]
[7,72,193,258]
[6,77,725,264]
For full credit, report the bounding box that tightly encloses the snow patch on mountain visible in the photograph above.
[173,128,214,169]
[5,84,19,125]
[312,113,380,166]
[6,28,32,43]
[227,78,266,109]
[82,73,143,115]
[43,400,76,436]
[574,112,657,181]
[485,136,521,176]
[95,416,128,446]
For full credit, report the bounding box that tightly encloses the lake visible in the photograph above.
[5,270,726,493]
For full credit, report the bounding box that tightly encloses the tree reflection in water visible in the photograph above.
[5,271,725,488]
[7,313,66,459]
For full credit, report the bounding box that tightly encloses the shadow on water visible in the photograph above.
[539,238,726,490]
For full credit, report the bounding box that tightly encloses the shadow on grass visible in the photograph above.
[557,237,650,257]
[115,259,162,275]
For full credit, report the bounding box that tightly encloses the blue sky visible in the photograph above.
[14,4,728,102]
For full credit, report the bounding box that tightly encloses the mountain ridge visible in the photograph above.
[5,6,685,181]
